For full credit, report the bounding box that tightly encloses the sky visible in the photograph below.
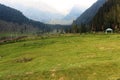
[0,0,97,15]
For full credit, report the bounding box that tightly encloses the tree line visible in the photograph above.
[0,20,39,34]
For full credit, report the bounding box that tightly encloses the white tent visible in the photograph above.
[105,28,113,34]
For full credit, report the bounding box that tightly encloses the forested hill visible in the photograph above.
[0,4,29,24]
[0,4,47,29]
[73,0,106,25]
[91,0,120,31]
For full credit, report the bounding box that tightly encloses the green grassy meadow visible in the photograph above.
[0,34,120,80]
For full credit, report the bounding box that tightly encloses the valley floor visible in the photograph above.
[0,34,120,80]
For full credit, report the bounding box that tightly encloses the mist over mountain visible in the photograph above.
[47,5,84,25]
[18,5,83,25]
[62,5,83,24]
[0,2,86,25]
[64,6,83,20]
[73,0,106,25]
[19,7,64,24]
[0,0,98,25]
[1,3,65,24]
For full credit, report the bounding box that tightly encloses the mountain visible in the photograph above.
[91,0,120,31]
[0,4,44,34]
[4,3,84,25]
[61,5,83,24]
[48,6,83,25]
[0,4,70,33]
[24,8,64,23]
[64,6,82,21]
[1,2,85,25]
[0,4,29,24]
[0,4,48,30]
[13,5,64,24]
[2,3,65,24]
[73,0,106,25]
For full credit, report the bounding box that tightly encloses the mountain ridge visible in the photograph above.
[0,3,49,30]
[73,0,106,25]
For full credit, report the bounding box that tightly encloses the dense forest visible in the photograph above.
[71,0,120,33]
[91,0,120,32]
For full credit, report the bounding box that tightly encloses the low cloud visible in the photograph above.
[0,0,97,15]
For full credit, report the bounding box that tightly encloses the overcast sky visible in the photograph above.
[0,0,97,15]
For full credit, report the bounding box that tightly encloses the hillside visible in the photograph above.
[73,0,106,25]
[0,4,71,33]
[91,0,120,31]
[0,4,29,24]
[0,4,49,31]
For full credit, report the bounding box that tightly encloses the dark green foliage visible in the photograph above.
[73,0,120,33]
[72,24,79,33]
[71,23,89,33]
[91,0,120,32]
[79,24,87,33]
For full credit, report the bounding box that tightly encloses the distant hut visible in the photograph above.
[105,28,113,34]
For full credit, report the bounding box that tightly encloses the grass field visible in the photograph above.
[0,34,120,80]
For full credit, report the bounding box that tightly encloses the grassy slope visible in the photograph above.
[0,34,120,80]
